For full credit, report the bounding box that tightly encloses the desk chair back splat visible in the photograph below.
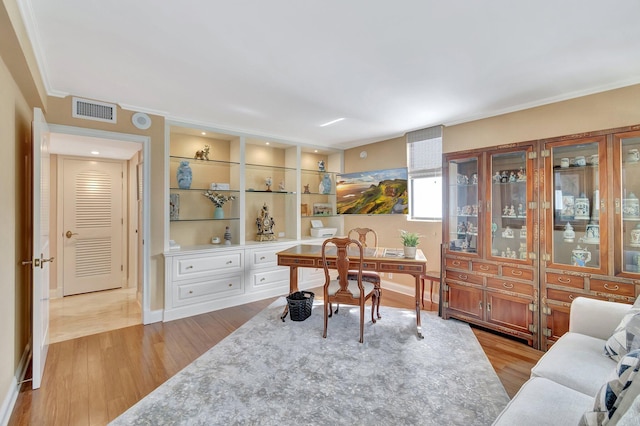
[322,237,378,343]
[346,227,382,319]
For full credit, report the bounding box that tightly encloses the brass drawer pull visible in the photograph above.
[604,283,620,291]
[557,277,571,284]
[452,260,461,266]
[479,265,489,271]
[569,294,575,300]
[458,274,468,280]
[502,282,514,289]
[510,270,523,276]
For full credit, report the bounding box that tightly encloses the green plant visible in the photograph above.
[400,230,420,247]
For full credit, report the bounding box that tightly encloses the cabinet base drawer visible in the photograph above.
[174,251,243,280]
[590,278,635,298]
[445,270,484,286]
[502,266,533,282]
[176,275,243,306]
[487,277,534,297]
[546,272,585,289]
[252,268,290,289]
[546,288,606,304]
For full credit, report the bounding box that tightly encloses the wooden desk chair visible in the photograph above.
[346,227,382,319]
[420,271,440,308]
[322,237,378,343]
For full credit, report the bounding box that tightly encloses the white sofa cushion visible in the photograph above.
[531,332,616,397]
[492,377,594,426]
[580,349,640,425]
[604,300,640,362]
[570,297,633,340]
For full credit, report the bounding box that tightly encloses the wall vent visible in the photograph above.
[72,97,117,123]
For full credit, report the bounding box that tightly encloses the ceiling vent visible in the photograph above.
[72,97,117,123]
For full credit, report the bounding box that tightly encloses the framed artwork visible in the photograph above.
[337,167,408,214]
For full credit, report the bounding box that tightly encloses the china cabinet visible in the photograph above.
[442,125,640,350]
[539,128,640,349]
[442,142,539,348]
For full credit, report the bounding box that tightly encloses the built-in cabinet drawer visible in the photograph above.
[173,251,243,281]
[174,274,244,307]
[250,248,279,267]
[251,268,289,290]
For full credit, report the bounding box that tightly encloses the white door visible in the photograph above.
[31,108,52,389]
[62,158,124,296]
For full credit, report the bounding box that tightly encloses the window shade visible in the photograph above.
[407,125,442,176]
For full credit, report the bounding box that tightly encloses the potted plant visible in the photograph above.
[400,230,420,258]
[203,190,236,219]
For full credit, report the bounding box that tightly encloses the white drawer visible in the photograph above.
[250,249,278,267]
[175,274,244,307]
[252,267,289,289]
[173,251,243,281]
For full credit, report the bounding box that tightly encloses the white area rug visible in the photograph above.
[111,298,509,425]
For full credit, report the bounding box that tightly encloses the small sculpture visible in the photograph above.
[224,226,232,245]
[194,145,210,160]
[494,172,501,183]
[278,181,285,191]
[256,203,276,242]
[318,160,325,172]
[176,161,192,189]
[303,184,311,194]
[265,177,272,192]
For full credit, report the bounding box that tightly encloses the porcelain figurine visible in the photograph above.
[571,246,591,267]
[563,222,575,243]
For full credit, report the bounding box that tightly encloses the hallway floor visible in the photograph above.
[49,287,142,343]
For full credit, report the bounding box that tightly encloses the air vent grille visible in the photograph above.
[72,97,117,123]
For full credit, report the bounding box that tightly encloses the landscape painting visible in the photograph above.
[337,168,408,214]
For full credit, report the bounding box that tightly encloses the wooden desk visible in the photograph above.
[277,244,428,338]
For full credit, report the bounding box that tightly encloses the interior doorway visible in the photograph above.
[47,126,148,342]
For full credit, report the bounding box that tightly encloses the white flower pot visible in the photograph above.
[403,246,417,259]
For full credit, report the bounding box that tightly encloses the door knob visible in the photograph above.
[65,230,79,238]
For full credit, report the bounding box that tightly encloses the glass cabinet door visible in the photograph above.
[488,149,530,261]
[546,137,607,273]
[446,156,480,255]
[615,131,640,276]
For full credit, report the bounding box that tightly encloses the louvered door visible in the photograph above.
[62,158,124,295]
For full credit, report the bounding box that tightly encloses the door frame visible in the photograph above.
[47,124,152,323]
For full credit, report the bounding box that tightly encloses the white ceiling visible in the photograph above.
[19,0,640,149]
[49,133,141,159]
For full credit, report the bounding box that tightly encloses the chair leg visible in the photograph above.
[328,302,333,318]
[323,302,328,338]
[359,302,365,343]
[371,293,377,324]
[375,287,382,319]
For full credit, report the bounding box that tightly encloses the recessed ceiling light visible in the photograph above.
[266,142,270,145]
[320,118,345,127]
[201,132,206,136]
[91,151,100,155]
[314,150,318,153]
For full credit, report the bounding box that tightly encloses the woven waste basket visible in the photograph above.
[285,291,314,321]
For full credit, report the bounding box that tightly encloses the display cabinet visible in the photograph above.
[442,143,539,348]
[538,128,640,350]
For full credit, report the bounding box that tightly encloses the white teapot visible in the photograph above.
[571,246,591,267]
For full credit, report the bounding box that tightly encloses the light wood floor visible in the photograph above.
[49,287,142,344]
[9,289,542,426]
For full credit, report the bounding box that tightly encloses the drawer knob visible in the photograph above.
[226,261,233,265]
[557,277,571,284]
[228,283,233,287]
[188,290,193,294]
[511,270,523,276]
[260,256,266,260]
[452,260,461,266]
[569,294,575,300]
[502,282,514,289]
[479,265,489,271]
[260,278,266,282]
[185,265,193,270]
[604,283,620,291]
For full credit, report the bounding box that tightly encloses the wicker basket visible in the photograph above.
[286,291,314,321]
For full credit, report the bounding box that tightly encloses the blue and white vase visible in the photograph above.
[177,161,192,189]
[321,173,332,194]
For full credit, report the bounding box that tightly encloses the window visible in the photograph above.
[407,126,443,221]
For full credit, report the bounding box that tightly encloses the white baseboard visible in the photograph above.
[143,308,163,325]
[0,344,31,426]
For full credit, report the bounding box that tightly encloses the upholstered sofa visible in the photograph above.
[493,297,640,426]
